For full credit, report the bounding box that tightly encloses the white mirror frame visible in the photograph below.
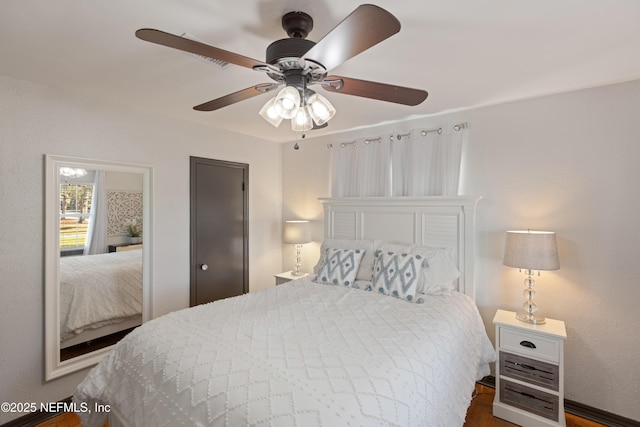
[44,155,153,381]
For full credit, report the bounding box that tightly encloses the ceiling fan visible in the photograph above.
[135,4,428,131]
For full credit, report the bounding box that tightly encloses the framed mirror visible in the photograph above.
[44,155,153,381]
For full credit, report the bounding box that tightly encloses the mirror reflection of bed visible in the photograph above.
[57,167,143,360]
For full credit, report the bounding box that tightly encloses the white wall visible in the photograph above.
[281,79,640,421]
[0,75,282,423]
[106,171,143,192]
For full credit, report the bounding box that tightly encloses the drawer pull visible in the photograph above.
[519,363,536,371]
[520,340,537,349]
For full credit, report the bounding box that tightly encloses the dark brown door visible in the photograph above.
[190,157,248,306]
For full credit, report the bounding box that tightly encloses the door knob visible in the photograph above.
[200,264,208,271]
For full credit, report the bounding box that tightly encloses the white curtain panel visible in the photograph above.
[391,136,408,196]
[331,136,392,197]
[393,128,464,196]
[355,137,392,197]
[331,127,465,197]
[84,170,108,255]
[330,142,357,197]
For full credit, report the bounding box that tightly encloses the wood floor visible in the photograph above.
[34,412,82,427]
[35,384,606,427]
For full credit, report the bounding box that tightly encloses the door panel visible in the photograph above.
[190,157,248,306]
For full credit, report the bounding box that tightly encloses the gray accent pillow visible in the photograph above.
[313,239,375,281]
[314,248,365,287]
[373,251,423,303]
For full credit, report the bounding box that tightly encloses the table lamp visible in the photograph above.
[502,230,560,325]
[284,220,311,276]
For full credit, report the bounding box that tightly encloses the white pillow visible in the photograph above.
[417,247,460,295]
[314,248,365,287]
[313,239,376,281]
[372,251,423,303]
[375,242,460,295]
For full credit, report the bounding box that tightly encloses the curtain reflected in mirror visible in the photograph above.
[45,155,152,381]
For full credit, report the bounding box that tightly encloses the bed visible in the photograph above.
[74,197,496,427]
[59,249,143,349]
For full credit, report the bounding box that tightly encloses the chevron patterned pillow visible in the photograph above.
[315,248,365,287]
[373,251,424,303]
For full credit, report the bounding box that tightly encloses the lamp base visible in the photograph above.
[516,312,546,325]
[291,244,305,276]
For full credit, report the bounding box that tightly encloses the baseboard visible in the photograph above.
[0,397,71,427]
[564,400,640,427]
[479,375,640,427]
[477,374,497,389]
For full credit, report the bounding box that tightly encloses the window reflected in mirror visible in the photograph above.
[59,171,93,255]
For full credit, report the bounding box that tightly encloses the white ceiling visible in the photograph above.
[2,0,640,143]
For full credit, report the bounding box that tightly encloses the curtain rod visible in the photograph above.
[328,122,468,148]
[395,122,468,141]
[327,137,378,148]
[342,141,356,148]
[418,122,467,137]
[420,127,442,136]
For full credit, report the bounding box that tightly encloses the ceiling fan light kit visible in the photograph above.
[135,4,428,133]
[263,84,336,131]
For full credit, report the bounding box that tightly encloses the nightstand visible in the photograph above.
[274,271,309,285]
[108,243,143,252]
[493,309,567,427]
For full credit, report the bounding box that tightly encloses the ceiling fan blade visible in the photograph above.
[136,28,267,70]
[194,83,279,111]
[300,4,400,71]
[321,76,428,106]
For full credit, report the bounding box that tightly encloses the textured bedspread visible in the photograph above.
[59,249,143,341]
[75,278,495,427]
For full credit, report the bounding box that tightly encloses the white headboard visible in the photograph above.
[319,196,481,300]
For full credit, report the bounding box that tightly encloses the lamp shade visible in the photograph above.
[274,86,300,119]
[258,97,283,127]
[283,220,310,244]
[503,230,560,270]
[291,105,313,132]
[307,93,336,125]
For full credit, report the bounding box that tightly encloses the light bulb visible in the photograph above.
[274,86,300,119]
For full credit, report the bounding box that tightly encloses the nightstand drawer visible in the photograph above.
[500,379,559,422]
[500,327,560,363]
[500,351,559,391]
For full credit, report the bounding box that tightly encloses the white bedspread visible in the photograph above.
[59,249,143,341]
[74,278,495,427]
